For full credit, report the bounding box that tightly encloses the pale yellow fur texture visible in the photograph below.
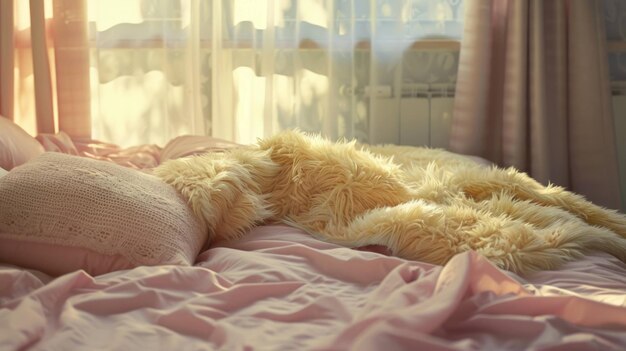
[154,131,626,274]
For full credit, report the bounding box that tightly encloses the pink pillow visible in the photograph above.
[0,116,44,170]
[0,152,207,276]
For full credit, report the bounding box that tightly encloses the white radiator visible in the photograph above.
[367,82,626,211]
[368,83,455,148]
[369,98,401,145]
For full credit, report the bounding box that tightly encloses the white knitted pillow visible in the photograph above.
[0,152,207,276]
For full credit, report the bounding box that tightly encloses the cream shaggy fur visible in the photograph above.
[153,130,626,274]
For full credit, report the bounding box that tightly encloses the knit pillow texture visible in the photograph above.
[0,152,207,276]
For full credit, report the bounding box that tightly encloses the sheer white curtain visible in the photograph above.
[88,0,208,147]
[88,0,464,146]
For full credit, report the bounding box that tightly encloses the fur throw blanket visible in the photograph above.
[154,131,626,274]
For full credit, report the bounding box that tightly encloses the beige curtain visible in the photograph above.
[450,0,622,210]
[0,0,90,138]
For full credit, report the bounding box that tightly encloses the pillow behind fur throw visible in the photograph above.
[0,116,44,170]
[155,130,626,275]
[0,152,207,276]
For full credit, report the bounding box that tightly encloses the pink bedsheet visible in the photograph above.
[2,225,626,350]
[35,132,242,170]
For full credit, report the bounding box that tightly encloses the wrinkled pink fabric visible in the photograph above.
[73,138,162,169]
[2,225,625,351]
[53,134,240,170]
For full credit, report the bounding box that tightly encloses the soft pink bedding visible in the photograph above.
[2,127,625,349]
[2,225,626,351]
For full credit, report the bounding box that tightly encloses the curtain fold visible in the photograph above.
[0,1,14,120]
[450,0,622,210]
[0,0,91,138]
[29,0,56,134]
[52,0,91,138]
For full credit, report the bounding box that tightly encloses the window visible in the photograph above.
[88,0,465,146]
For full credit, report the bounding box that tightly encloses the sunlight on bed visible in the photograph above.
[531,284,626,307]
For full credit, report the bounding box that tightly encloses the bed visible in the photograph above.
[1,116,626,350]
